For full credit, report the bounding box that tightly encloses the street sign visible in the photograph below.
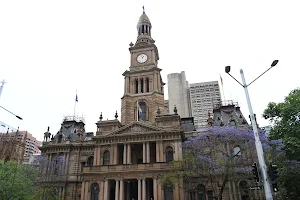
[249,186,264,190]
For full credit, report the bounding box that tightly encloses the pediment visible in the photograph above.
[110,121,163,135]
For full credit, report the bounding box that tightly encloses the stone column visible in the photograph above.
[153,178,158,200]
[115,180,119,200]
[174,141,179,160]
[143,78,147,93]
[123,144,127,164]
[99,180,104,200]
[131,81,134,94]
[114,144,118,165]
[138,179,142,200]
[142,179,146,200]
[104,180,108,200]
[149,79,153,92]
[143,142,146,163]
[81,182,85,200]
[93,147,97,166]
[156,142,160,162]
[127,143,131,164]
[65,153,69,173]
[159,142,164,162]
[157,183,162,200]
[120,179,124,200]
[138,78,141,93]
[154,73,157,91]
[146,142,150,163]
[85,181,89,200]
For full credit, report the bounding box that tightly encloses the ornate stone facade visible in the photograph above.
[39,11,263,200]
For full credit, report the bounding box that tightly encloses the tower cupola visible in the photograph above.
[136,9,155,45]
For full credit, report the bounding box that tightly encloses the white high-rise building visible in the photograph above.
[190,81,221,128]
[167,71,191,118]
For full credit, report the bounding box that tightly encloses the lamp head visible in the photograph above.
[271,60,279,67]
[16,116,23,120]
[225,66,231,73]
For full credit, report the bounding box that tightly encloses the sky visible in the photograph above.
[0,0,299,141]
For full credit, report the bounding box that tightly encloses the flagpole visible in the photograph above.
[219,74,226,101]
[74,90,77,117]
[136,100,139,121]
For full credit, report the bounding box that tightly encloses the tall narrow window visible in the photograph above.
[87,156,94,167]
[197,184,206,200]
[103,151,110,165]
[138,102,147,121]
[140,78,144,93]
[145,25,148,34]
[166,146,174,162]
[135,79,138,94]
[164,185,173,200]
[142,25,144,34]
[91,183,99,200]
[146,78,150,92]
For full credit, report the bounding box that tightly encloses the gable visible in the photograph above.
[110,121,163,135]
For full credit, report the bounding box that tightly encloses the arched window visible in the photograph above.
[91,183,99,200]
[164,184,173,200]
[166,146,174,162]
[197,184,206,200]
[239,181,249,200]
[138,102,147,121]
[233,146,241,156]
[87,156,94,167]
[103,151,110,165]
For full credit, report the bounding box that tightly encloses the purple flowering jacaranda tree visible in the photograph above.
[160,126,277,200]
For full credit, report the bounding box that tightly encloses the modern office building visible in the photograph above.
[16,131,42,156]
[167,71,191,118]
[189,81,221,128]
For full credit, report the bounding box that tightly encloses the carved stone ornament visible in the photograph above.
[122,125,151,134]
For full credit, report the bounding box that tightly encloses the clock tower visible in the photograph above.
[121,10,165,124]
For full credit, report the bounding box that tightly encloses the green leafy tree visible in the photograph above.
[0,157,63,200]
[263,88,300,199]
[0,160,36,200]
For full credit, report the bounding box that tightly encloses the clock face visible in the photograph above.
[137,54,148,63]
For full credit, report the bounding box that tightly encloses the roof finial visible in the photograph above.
[100,112,103,121]
[142,5,145,13]
[115,110,118,119]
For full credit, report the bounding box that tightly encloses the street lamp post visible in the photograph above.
[225,60,279,200]
[0,105,23,120]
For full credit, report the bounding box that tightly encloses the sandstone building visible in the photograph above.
[39,11,263,200]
